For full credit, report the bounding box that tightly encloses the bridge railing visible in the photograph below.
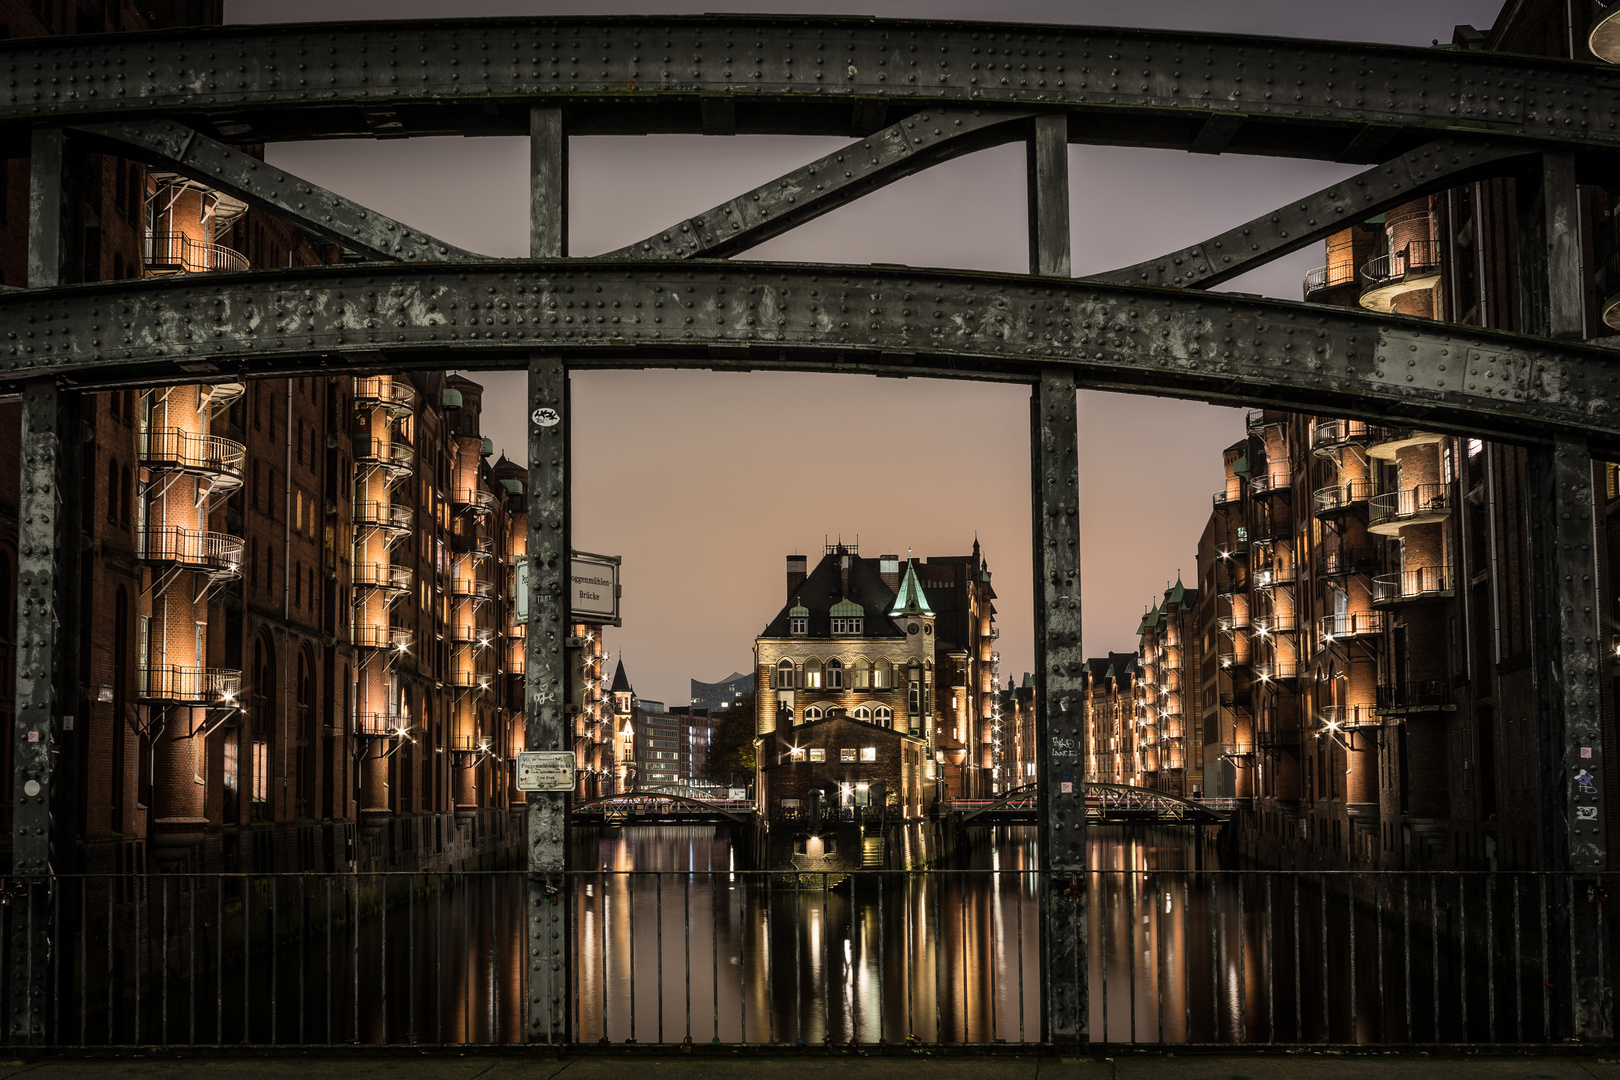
[1,868,1608,1048]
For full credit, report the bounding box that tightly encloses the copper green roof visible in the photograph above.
[1136,602,1160,635]
[788,598,810,618]
[1166,574,1187,607]
[1232,455,1251,479]
[888,558,934,617]
[829,597,864,617]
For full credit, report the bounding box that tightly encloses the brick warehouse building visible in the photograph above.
[0,0,537,876]
[1138,0,1620,873]
[754,541,999,815]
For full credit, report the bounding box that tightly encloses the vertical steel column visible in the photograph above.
[526,104,571,1045]
[1026,114,1071,278]
[10,126,79,1045]
[1521,150,1612,1039]
[1032,368,1085,1043]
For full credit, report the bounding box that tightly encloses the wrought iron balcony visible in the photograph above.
[452,487,497,513]
[1252,613,1298,634]
[1318,611,1385,640]
[137,664,242,705]
[353,377,415,416]
[1311,419,1386,454]
[1220,742,1256,758]
[354,712,410,737]
[1368,483,1451,532]
[354,501,413,533]
[1253,661,1298,682]
[353,624,412,651]
[1371,566,1455,605]
[448,669,493,690]
[1217,613,1250,633]
[1303,262,1356,298]
[1249,471,1291,497]
[354,436,415,473]
[138,428,246,486]
[353,562,412,594]
[1212,488,1244,510]
[452,576,494,601]
[140,526,243,575]
[1252,564,1296,589]
[449,623,491,645]
[1312,478,1375,517]
[1359,240,1441,312]
[142,231,249,275]
[1376,680,1455,714]
[1321,704,1380,730]
[1320,546,1378,579]
[1249,516,1293,542]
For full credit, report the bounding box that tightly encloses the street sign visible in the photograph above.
[516,750,576,792]
[514,550,621,626]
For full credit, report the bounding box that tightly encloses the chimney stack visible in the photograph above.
[880,554,901,593]
[787,555,807,598]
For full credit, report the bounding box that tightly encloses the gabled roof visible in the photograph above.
[888,558,934,617]
[760,551,906,639]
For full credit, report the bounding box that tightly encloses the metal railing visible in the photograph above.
[1303,262,1356,295]
[353,563,412,592]
[1,868,1606,1049]
[136,665,242,703]
[140,526,243,572]
[1254,661,1299,681]
[1377,680,1454,711]
[1321,546,1378,578]
[1212,489,1242,509]
[1252,564,1296,589]
[1321,703,1380,729]
[1372,566,1455,604]
[355,501,413,532]
[1217,613,1250,632]
[1319,611,1385,639]
[353,625,411,651]
[1252,613,1298,634]
[452,487,497,511]
[1312,478,1375,515]
[1249,471,1292,495]
[354,377,415,413]
[138,428,247,479]
[1370,483,1451,528]
[354,712,409,736]
[354,437,415,472]
[1360,239,1441,287]
[452,577,494,600]
[142,231,250,274]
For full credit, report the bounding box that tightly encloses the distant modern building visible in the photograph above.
[691,671,752,713]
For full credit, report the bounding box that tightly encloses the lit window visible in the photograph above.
[251,739,268,804]
[874,659,892,690]
[808,748,826,762]
[853,662,871,689]
[804,658,823,689]
[860,747,877,762]
[840,748,857,762]
[853,705,872,722]
[875,706,893,725]
[776,659,795,689]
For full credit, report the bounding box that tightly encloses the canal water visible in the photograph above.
[69,823,1552,1046]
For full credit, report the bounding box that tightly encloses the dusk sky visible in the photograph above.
[228,0,1503,706]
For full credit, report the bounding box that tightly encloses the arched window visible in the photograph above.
[875,706,893,726]
[826,658,843,689]
[874,659,892,690]
[852,658,871,690]
[853,705,871,723]
[803,707,823,722]
[776,659,795,690]
[803,658,822,689]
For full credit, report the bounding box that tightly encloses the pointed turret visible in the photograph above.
[888,558,935,617]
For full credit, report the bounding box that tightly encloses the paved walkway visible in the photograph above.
[3,1053,1620,1080]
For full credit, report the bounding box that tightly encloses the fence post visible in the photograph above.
[1521,150,1612,1040]
[1032,367,1086,1043]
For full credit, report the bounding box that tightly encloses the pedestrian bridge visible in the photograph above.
[954,783,1238,826]
[571,793,754,826]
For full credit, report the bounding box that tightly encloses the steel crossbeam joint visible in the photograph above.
[68,118,482,264]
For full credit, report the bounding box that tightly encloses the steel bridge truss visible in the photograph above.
[1,14,1613,1048]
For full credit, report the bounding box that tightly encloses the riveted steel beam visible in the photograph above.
[530,108,567,259]
[1032,367,1084,1042]
[68,119,481,263]
[1095,139,1532,289]
[1027,114,1070,277]
[3,20,1619,159]
[603,108,1030,260]
[525,352,570,1044]
[3,262,1619,454]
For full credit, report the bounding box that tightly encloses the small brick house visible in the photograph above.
[760,709,931,820]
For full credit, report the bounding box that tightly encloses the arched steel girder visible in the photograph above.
[3,260,1615,454]
[1086,782,1225,822]
[2,17,1617,162]
[572,792,748,824]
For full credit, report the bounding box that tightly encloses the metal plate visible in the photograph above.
[516,750,576,792]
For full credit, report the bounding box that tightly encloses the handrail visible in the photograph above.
[1369,483,1451,527]
[354,377,415,412]
[452,576,494,599]
[140,525,243,571]
[353,562,412,591]
[354,501,413,531]
[1371,566,1454,603]
[142,231,250,274]
[137,664,242,703]
[1312,478,1375,514]
[138,428,246,478]
[452,487,497,510]
[1360,239,1441,286]
[1303,263,1356,295]
[1321,703,1380,729]
[353,624,411,650]
[1377,680,1453,710]
[1319,611,1385,638]
[354,437,415,471]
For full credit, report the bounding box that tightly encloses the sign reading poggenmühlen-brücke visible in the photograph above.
[513,550,622,627]
[515,751,577,792]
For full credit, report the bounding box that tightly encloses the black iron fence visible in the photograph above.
[0,869,1611,1048]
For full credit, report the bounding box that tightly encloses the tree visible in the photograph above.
[706,693,757,788]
